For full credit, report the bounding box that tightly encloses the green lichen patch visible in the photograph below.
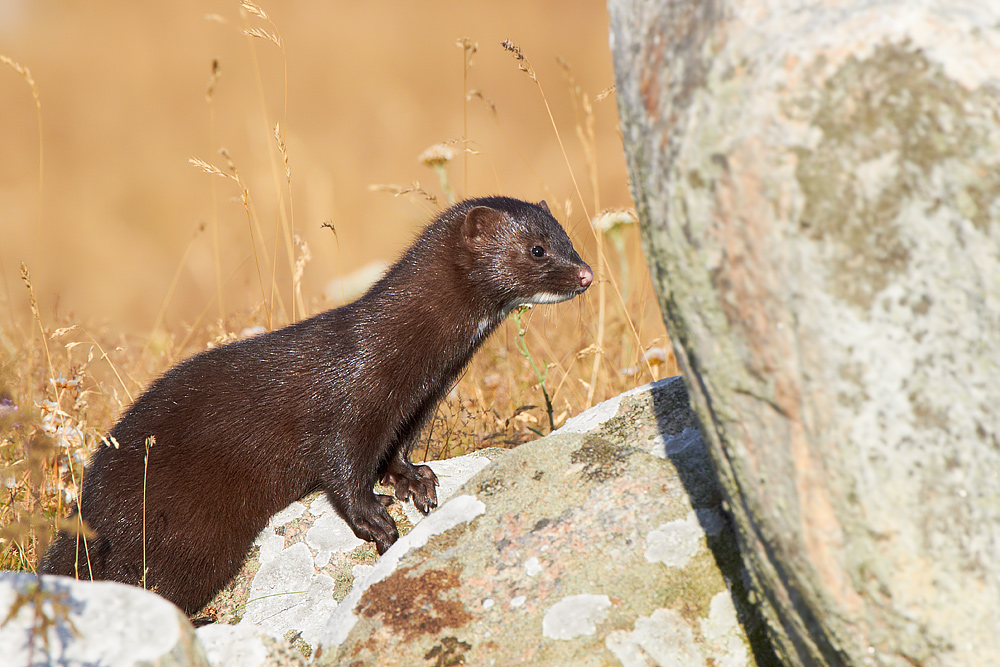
[474,475,506,497]
[794,42,1000,312]
[569,436,638,482]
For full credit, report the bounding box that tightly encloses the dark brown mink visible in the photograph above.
[40,196,593,614]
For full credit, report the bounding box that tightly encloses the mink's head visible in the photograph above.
[452,196,593,311]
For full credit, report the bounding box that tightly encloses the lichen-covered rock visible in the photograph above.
[315,378,774,666]
[610,2,1000,665]
[199,450,497,656]
[0,570,207,666]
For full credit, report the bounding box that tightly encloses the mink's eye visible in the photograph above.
[531,245,546,259]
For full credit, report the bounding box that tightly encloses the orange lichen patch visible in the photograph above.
[358,566,472,642]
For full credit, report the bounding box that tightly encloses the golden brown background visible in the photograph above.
[0,1,634,333]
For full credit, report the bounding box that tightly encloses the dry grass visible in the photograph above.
[0,3,678,573]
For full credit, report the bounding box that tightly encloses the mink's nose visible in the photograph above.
[579,265,594,289]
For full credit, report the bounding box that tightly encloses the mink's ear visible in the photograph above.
[537,200,551,214]
[462,206,502,242]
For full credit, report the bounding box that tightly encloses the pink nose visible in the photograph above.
[579,266,594,288]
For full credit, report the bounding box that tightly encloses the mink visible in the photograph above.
[40,196,593,614]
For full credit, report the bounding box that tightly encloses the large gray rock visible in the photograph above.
[610,2,1000,666]
[315,378,775,666]
[0,570,207,666]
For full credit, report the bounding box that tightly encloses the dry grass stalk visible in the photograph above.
[146,224,207,345]
[1,55,40,111]
[273,122,291,182]
[561,56,657,398]
[19,264,54,390]
[514,48,608,405]
[239,188,272,327]
[141,435,155,590]
[85,334,135,404]
[292,232,311,308]
[321,221,345,304]
[594,85,615,103]
[369,182,441,209]
[500,41,587,220]
[205,58,225,322]
[500,40,536,82]
[467,89,497,118]
[457,37,478,194]
[247,7,296,317]
[189,157,237,182]
[239,0,268,20]
[235,1,297,328]
[271,121,299,319]
[456,37,477,60]
[243,26,282,49]
[206,59,221,103]
[192,151,277,327]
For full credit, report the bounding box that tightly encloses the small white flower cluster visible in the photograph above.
[418,143,455,167]
[38,397,86,450]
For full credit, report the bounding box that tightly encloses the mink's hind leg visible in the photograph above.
[381,449,439,514]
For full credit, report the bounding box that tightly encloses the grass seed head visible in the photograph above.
[595,85,616,103]
[1,55,41,111]
[369,182,440,207]
[501,39,536,81]
[243,26,282,48]
[239,0,268,20]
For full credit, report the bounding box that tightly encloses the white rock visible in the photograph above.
[240,542,338,647]
[0,571,207,667]
[197,622,279,667]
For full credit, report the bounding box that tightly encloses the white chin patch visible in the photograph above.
[524,291,574,305]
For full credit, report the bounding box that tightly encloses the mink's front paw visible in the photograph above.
[408,464,439,514]
[348,499,399,555]
[382,461,439,514]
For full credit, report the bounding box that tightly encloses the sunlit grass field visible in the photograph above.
[0,2,677,572]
